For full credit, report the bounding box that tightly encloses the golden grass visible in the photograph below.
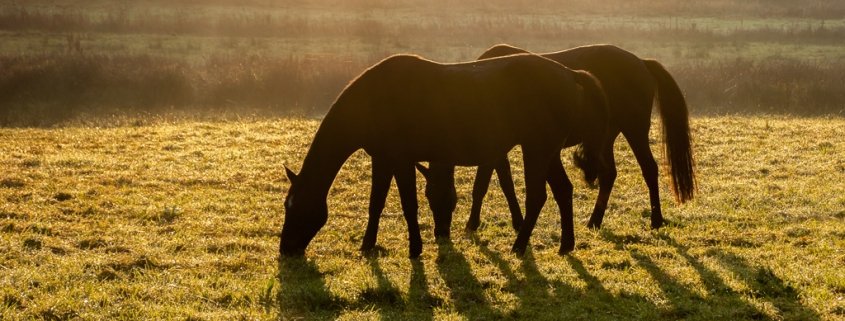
[1,116,843,320]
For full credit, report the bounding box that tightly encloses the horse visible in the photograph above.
[280,53,610,257]
[428,44,696,234]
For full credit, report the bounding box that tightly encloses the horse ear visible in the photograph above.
[285,166,298,183]
[415,163,430,180]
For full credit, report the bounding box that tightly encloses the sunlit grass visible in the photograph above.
[1,116,843,319]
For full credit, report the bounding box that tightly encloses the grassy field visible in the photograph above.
[2,1,845,319]
[1,116,844,320]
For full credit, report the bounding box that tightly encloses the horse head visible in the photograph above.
[571,70,611,187]
[416,163,456,238]
[279,166,328,256]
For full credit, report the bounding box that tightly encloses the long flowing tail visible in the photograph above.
[643,59,696,203]
[571,70,610,185]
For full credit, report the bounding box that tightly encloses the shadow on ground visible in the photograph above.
[600,230,820,320]
[275,231,820,320]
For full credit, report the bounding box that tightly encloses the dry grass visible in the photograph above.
[1,116,843,319]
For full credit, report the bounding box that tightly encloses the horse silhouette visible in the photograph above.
[281,53,610,257]
[417,44,696,237]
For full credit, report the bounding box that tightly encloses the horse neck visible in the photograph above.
[297,118,359,200]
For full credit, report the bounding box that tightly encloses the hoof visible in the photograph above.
[279,240,305,257]
[360,239,377,252]
[465,220,480,232]
[586,220,602,230]
[434,229,451,240]
[409,244,423,259]
[435,237,453,246]
[279,249,305,258]
[651,218,665,230]
[558,243,575,255]
[510,244,526,256]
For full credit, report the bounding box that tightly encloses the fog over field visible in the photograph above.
[0,0,844,125]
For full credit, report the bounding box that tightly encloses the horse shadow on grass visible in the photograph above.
[276,256,342,320]
[706,247,820,320]
[362,249,439,320]
[600,230,820,320]
[434,239,506,318]
[274,239,655,320]
[276,249,438,320]
[466,235,660,319]
[276,228,821,320]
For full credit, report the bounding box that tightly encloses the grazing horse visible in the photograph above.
[280,53,610,257]
[441,44,696,234]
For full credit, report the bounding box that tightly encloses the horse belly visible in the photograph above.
[362,128,515,166]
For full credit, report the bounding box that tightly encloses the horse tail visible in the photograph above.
[571,70,610,185]
[643,59,696,203]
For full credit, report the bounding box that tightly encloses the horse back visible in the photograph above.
[545,45,656,130]
[338,54,581,165]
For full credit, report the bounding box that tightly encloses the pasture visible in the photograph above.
[2,1,845,320]
[2,116,844,320]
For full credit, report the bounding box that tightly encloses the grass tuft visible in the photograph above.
[53,192,73,202]
[22,238,41,250]
[0,178,25,188]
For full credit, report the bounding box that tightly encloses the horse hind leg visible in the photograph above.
[467,164,494,232]
[625,131,664,229]
[587,144,618,229]
[546,157,575,254]
[394,162,424,258]
[511,148,552,255]
[361,158,392,252]
[495,157,524,232]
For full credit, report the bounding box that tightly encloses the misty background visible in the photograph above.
[1,0,844,126]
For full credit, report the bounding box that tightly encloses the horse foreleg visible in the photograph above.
[587,147,618,229]
[494,157,523,231]
[361,158,392,252]
[511,149,551,255]
[467,164,494,232]
[546,157,575,254]
[395,163,423,258]
[626,132,664,229]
